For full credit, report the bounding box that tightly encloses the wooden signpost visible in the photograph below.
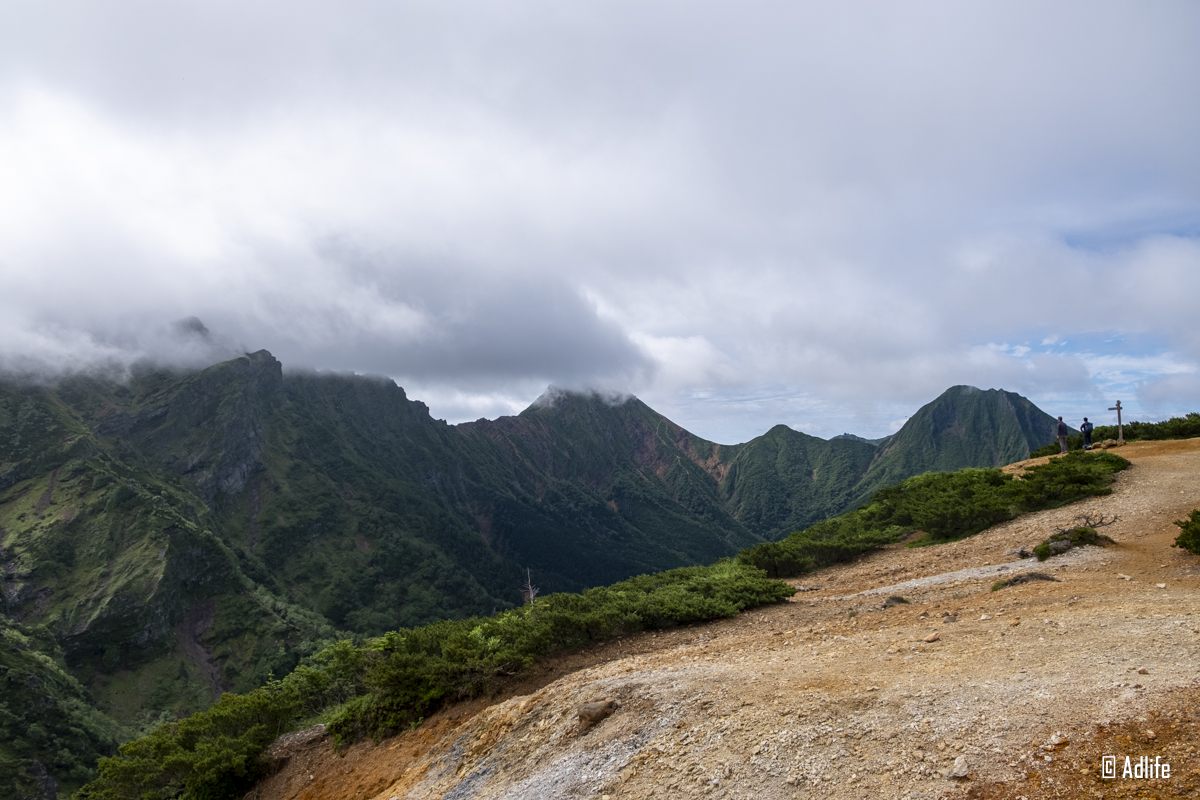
[1108,400,1124,444]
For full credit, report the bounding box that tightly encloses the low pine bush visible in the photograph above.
[1031,411,1200,457]
[1096,412,1200,443]
[1032,438,1080,455]
[738,511,899,578]
[868,468,1019,542]
[739,451,1129,578]
[74,688,301,800]
[1017,450,1127,509]
[76,561,792,799]
[1173,510,1200,555]
[327,561,792,743]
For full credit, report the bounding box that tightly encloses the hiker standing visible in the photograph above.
[1081,417,1094,450]
[1056,416,1070,453]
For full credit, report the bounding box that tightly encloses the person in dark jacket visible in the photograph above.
[1081,417,1094,450]
[1057,417,1070,453]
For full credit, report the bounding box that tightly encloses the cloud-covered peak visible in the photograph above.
[1,2,1197,441]
[528,385,638,412]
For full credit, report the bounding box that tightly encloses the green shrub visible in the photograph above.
[739,451,1129,578]
[328,561,792,743]
[0,619,125,799]
[1173,510,1200,555]
[736,540,816,579]
[1031,412,1200,458]
[738,510,904,577]
[1017,451,1127,510]
[1030,437,1081,458]
[76,561,792,799]
[868,469,1020,542]
[1029,442,1057,458]
[75,688,301,800]
[1093,412,1200,443]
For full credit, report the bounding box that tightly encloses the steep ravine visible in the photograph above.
[254,439,1200,800]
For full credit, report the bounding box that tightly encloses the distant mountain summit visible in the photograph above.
[831,432,887,444]
[855,385,1061,498]
[454,382,1061,544]
[641,384,1060,540]
[0,353,1062,766]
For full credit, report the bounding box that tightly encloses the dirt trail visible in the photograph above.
[255,440,1200,800]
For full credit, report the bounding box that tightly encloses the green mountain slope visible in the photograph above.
[0,617,126,799]
[1,353,1067,795]
[694,386,1060,540]
[457,389,759,589]
[714,425,880,537]
[846,385,1063,508]
[0,365,339,738]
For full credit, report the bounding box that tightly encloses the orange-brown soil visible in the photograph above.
[251,440,1200,800]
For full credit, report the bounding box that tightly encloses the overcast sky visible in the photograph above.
[2,1,1198,443]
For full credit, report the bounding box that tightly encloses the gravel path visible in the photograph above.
[831,546,1109,600]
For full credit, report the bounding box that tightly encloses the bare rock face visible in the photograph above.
[577,699,619,730]
[265,724,328,772]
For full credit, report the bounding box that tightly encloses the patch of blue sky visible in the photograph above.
[658,384,906,445]
[993,331,1178,376]
[983,329,1195,425]
[1032,330,1171,357]
[1060,215,1200,254]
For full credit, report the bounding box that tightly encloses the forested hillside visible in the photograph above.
[1,352,1062,794]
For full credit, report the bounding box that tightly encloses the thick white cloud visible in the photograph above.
[1,1,1198,441]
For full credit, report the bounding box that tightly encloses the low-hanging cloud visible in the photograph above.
[1,1,1198,441]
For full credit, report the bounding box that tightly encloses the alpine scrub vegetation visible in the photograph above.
[1173,509,1200,555]
[75,561,792,800]
[1029,411,1200,457]
[739,450,1129,578]
[0,618,126,799]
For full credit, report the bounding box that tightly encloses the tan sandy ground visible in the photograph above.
[253,440,1200,800]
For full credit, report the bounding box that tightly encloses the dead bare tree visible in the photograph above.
[1015,513,1122,558]
[1054,513,1119,535]
[520,568,539,605]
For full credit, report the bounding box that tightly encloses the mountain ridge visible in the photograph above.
[0,350,1064,795]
